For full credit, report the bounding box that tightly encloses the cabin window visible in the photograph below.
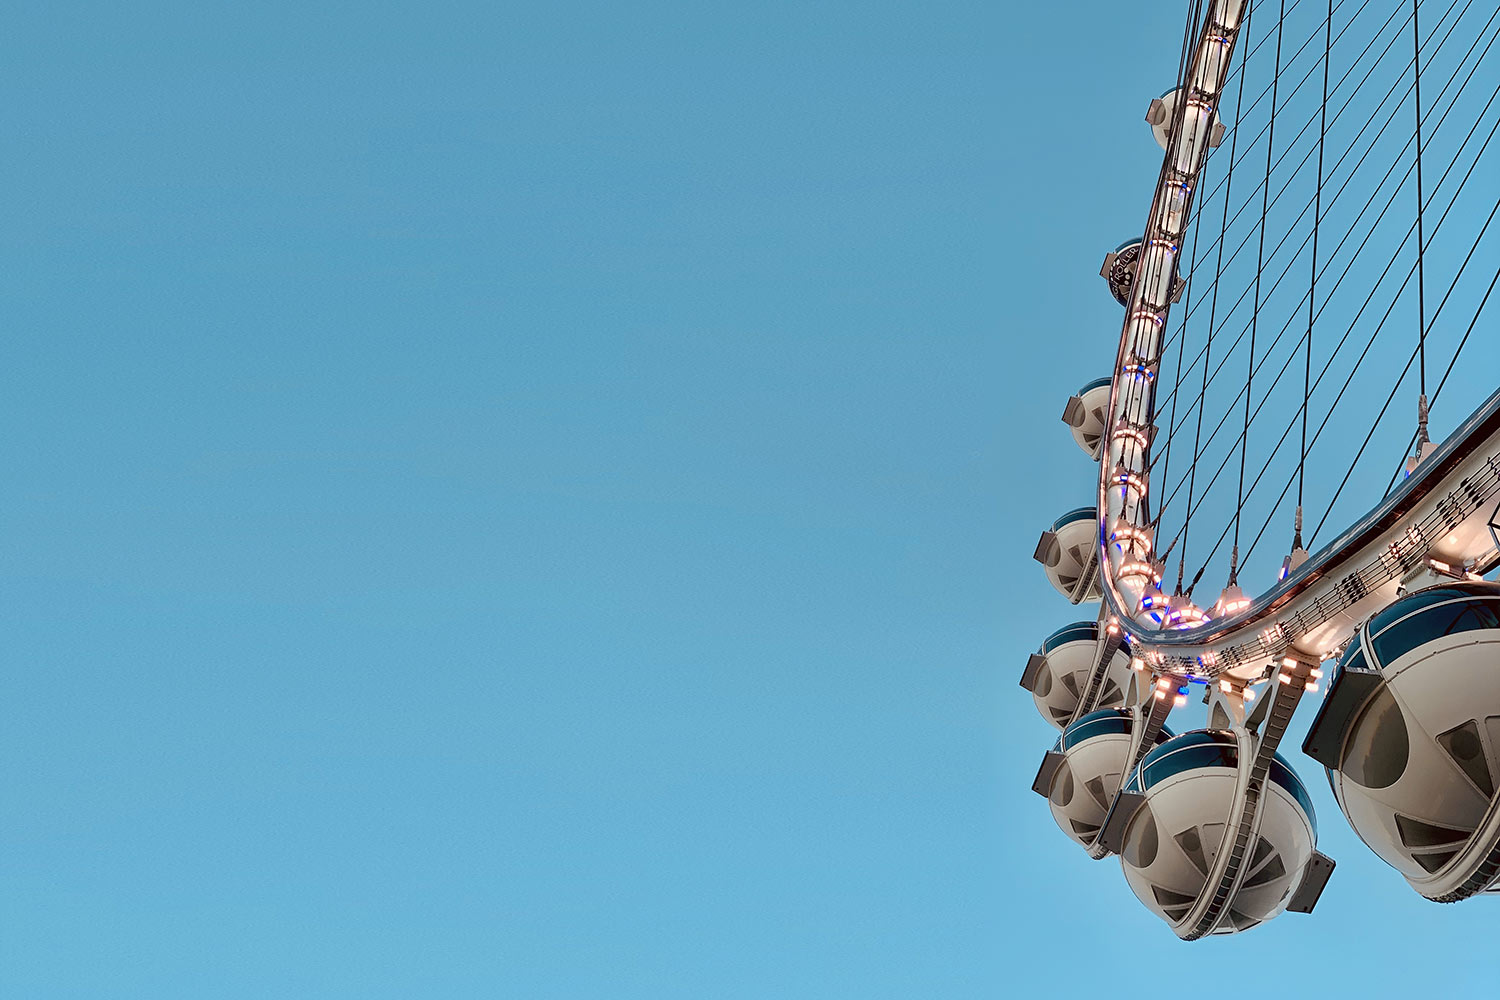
[1123,806,1158,868]
[1341,686,1409,789]
[1369,599,1500,669]
[1437,720,1495,797]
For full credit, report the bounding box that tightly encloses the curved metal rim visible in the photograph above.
[1102,384,1500,650]
[1412,778,1500,901]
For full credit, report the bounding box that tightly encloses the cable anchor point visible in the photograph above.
[1405,394,1437,476]
[1282,506,1309,580]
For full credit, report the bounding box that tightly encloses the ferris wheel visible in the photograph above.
[1021,0,1500,937]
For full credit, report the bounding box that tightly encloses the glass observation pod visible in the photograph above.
[1303,582,1500,901]
[1101,239,1183,308]
[1144,87,1224,179]
[1021,621,1134,729]
[1115,729,1323,936]
[1126,732,1318,829]
[1033,507,1102,604]
[1061,376,1113,460]
[1042,709,1175,850]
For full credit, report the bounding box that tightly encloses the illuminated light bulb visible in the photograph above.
[1173,694,1188,708]
[1243,688,1256,702]
[1114,471,1148,498]
[1213,581,1250,618]
[1306,682,1320,694]
[1136,580,1167,619]
[1165,592,1206,630]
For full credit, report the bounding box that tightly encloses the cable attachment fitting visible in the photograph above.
[1405,393,1438,477]
[1281,506,1310,580]
[1214,545,1250,618]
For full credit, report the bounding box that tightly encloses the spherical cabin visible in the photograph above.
[1034,507,1102,604]
[1118,730,1318,935]
[1101,238,1184,308]
[1046,709,1173,848]
[1144,87,1225,155]
[1303,582,1500,900]
[1061,377,1112,460]
[1026,621,1134,729]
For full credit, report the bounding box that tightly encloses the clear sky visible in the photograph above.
[3,1,1498,997]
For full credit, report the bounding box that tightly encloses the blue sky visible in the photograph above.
[2,1,1497,996]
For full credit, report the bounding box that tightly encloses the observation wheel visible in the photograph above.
[1020,0,1500,937]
